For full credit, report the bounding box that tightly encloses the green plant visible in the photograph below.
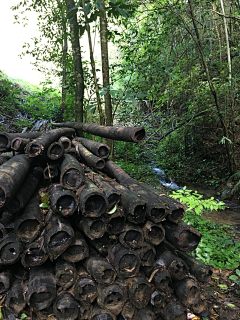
[229,269,240,285]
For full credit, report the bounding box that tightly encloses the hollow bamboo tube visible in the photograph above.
[21,239,48,268]
[0,154,12,165]
[159,299,187,320]
[74,136,110,158]
[90,305,117,320]
[11,137,30,152]
[52,122,146,143]
[44,214,74,260]
[150,290,166,309]
[135,241,156,267]
[119,224,144,249]
[190,293,209,317]
[107,209,126,235]
[55,258,77,290]
[78,178,108,218]
[53,292,79,320]
[120,301,136,320]
[47,141,64,160]
[0,154,31,209]
[0,271,12,294]
[49,184,78,216]
[5,280,26,316]
[88,234,118,257]
[0,209,14,227]
[143,221,165,246]
[25,128,75,158]
[0,131,42,152]
[72,140,105,171]
[171,277,200,307]
[79,216,107,240]
[128,277,152,309]
[27,265,56,310]
[43,163,59,180]
[14,196,43,243]
[60,154,85,190]
[0,234,24,265]
[61,230,89,263]
[142,265,171,294]
[135,308,156,320]
[58,136,72,152]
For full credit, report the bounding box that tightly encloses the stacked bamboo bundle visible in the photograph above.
[0,124,211,320]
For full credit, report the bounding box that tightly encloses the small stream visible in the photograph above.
[152,166,240,228]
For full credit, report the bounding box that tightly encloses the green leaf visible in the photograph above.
[21,314,27,319]
[236,269,240,277]
[107,204,117,215]
[227,303,235,308]
[94,0,102,9]
[0,308,2,320]
[110,0,116,3]
[218,284,228,290]
[39,203,49,208]
[229,275,239,281]
[84,3,92,15]
[117,7,128,18]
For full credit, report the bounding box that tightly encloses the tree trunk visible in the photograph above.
[65,0,84,127]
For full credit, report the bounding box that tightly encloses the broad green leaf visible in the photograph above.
[39,203,49,208]
[108,204,117,215]
[229,275,239,281]
[21,314,27,319]
[227,303,235,308]
[236,269,240,277]
[218,284,228,290]
[84,3,91,15]
[41,193,50,203]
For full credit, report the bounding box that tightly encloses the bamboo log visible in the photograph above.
[72,140,105,171]
[89,305,117,320]
[73,267,98,305]
[78,178,108,218]
[52,122,146,143]
[107,209,126,235]
[158,299,187,320]
[0,209,14,227]
[49,184,78,216]
[21,239,48,268]
[119,224,144,249]
[135,308,156,320]
[109,180,146,224]
[7,167,43,214]
[14,196,43,243]
[128,277,152,309]
[0,131,42,152]
[97,283,127,315]
[135,241,156,267]
[59,136,72,153]
[162,221,202,252]
[84,256,116,285]
[161,240,212,283]
[27,265,56,310]
[74,137,110,158]
[190,293,209,317]
[121,301,136,320]
[25,128,75,158]
[88,234,118,257]
[55,258,77,290]
[0,154,31,209]
[0,234,24,265]
[53,292,79,320]
[108,245,141,278]
[171,277,200,307]
[43,163,59,180]
[143,221,165,246]
[5,280,26,316]
[150,290,167,309]
[60,154,85,190]
[61,230,89,263]
[0,223,7,241]
[79,216,107,240]
[44,214,74,260]
[156,250,188,280]
[142,265,171,293]
[0,271,12,293]
[47,141,64,160]
[11,137,30,152]
[0,154,12,165]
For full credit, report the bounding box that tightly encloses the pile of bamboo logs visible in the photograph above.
[0,123,212,320]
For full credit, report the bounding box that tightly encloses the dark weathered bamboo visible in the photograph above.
[128,277,152,309]
[0,234,24,265]
[135,308,156,320]
[14,196,43,243]
[0,209,14,227]
[60,154,85,190]
[73,267,98,305]
[88,234,118,257]
[78,178,108,218]
[55,258,77,290]
[143,221,165,246]
[49,184,78,216]
[74,137,110,158]
[52,122,146,143]
[44,214,74,260]
[0,154,31,209]
[107,209,126,235]
[119,224,144,249]
[156,250,188,281]
[43,163,59,180]
[90,305,117,320]
[11,137,30,152]
[61,230,89,263]
[97,283,127,315]
[7,167,43,214]
[142,265,171,293]
[136,241,156,267]
[25,128,75,158]
[59,136,72,153]
[171,277,200,307]
[109,181,146,224]
[72,140,105,171]
[53,292,79,320]
[190,293,209,317]
[33,306,54,320]
[162,240,213,283]
[0,223,7,240]
[162,221,202,252]
[21,239,48,268]
[79,216,107,240]
[84,256,116,285]
[47,141,64,160]
[27,265,56,310]
[5,280,26,316]
[0,271,12,293]
[120,301,136,320]
[0,131,42,152]
[158,299,187,320]
[108,245,141,278]
[0,154,12,166]
[150,290,167,310]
